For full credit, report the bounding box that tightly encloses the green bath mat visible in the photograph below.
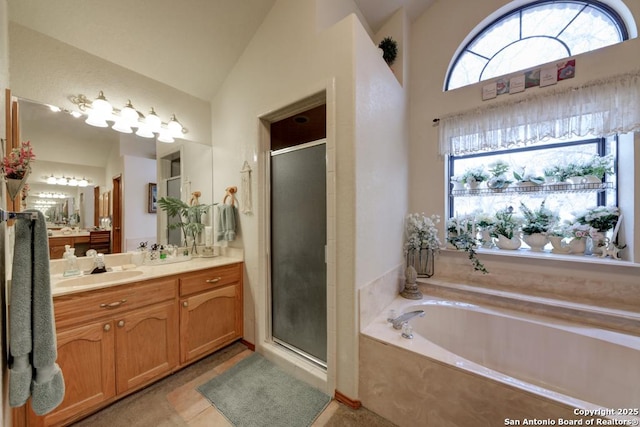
[197,352,331,427]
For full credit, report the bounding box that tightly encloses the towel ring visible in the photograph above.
[223,186,237,206]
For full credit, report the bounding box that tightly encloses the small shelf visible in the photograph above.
[451,181,614,197]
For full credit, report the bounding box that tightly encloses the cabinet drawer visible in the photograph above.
[179,263,241,297]
[54,278,178,330]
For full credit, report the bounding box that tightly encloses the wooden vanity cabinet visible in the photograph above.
[30,278,179,427]
[179,263,243,364]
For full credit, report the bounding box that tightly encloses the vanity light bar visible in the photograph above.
[44,175,90,187]
[68,91,186,141]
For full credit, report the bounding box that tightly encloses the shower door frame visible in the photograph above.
[269,139,328,368]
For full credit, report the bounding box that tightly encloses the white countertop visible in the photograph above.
[51,255,243,297]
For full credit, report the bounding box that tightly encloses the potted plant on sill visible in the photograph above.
[519,200,559,252]
[573,206,620,255]
[461,166,489,190]
[446,215,488,274]
[491,206,522,250]
[512,167,545,188]
[378,36,398,67]
[486,160,512,192]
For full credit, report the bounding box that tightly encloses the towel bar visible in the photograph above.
[0,209,37,223]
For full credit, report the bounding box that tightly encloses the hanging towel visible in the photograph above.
[9,210,65,415]
[216,204,237,242]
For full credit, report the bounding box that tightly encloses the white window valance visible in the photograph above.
[439,69,640,156]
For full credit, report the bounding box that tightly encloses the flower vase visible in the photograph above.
[5,171,30,201]
[480,230,494,248]
[549,236,570,254]
[589,231,607,256]
[568,237,587,255]
[495,235,521,250]
[406,247,434,278]
[523,233,548,252]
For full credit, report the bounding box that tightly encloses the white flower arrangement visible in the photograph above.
[405,213,442,252]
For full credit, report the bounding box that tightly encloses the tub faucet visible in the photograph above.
[390,310,425,329]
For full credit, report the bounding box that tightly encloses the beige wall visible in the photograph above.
[409,0,640,279]
[210,0,409,399]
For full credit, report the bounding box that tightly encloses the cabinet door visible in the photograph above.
[34,321,115,427]
[180,283,242,364]
[115,301,179,393]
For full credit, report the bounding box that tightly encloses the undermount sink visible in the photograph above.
[55,270,144,288]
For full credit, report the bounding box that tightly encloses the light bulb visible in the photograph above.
[112,117,133,133]
[68,177,78,186]
[157,128,175,143]
[135,123,155,138]
[120,100,139,125]
[91,91,113,116]
[78,178,89,187]
[167,114,183,138]
[85,111,108,127]
[56,177,68,186]
[47,175,57,185]
[145,107,162,132]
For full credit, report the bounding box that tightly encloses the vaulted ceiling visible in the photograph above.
[8,0,433,101]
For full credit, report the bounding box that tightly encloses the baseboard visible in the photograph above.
[241,339,255,351]
[334,390,361,409]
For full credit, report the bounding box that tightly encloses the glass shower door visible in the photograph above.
[270,140,327,366]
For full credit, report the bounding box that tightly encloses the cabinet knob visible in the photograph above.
[104,324,111,332]
[182,301,188,307]
[205,277,222,284]
[117,320,125,328]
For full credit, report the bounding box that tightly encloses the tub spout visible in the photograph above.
[391,310,425,329]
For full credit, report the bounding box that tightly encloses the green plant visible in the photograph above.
[574,206,620,231]
[582,154,614,179]
[487,160,510,177]
[378,36,398,66]
[491,206,521,239]
[461,166,489,184]
[520,200,558,235]
[157,197,216,254]
[447,232,488,274]
[513,168,544,185]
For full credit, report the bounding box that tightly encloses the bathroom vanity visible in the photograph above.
[25,256,243,427]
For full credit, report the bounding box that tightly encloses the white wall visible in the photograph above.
[123,156,157,251]
[211,0,408,400]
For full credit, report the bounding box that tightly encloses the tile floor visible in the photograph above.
[73,341,396,426]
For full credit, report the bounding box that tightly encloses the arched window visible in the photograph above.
[446,1,629,91]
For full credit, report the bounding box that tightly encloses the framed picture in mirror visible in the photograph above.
[148,183,157,213]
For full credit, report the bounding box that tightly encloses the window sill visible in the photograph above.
[442,246,639,269]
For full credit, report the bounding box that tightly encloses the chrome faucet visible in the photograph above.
[390,310,425,329]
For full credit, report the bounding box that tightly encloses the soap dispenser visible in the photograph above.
[63,247,81,277]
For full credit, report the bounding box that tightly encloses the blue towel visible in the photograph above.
[216,204,237,242]
[9,210,65,415]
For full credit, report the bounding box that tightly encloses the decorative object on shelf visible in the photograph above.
[404,213,441,277]
[400,264,422,300]
[495,234,521,250]
[548,234,571,254]
[461,166,488,190]
[491,206,522,249]
[520,200,558,252]
[512,168,544,187]
[474,211,495,248]
[3,141,35,201]
[568,236,587,254]
[157,196,216,255]
[148,183,157,213]
[378,36,398,67]
[450,175,465,191]
[446,215,487,274]
[486,160,512,191]
[573,205,620,255]
[240,161,253,214]
[598,237,625,260]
